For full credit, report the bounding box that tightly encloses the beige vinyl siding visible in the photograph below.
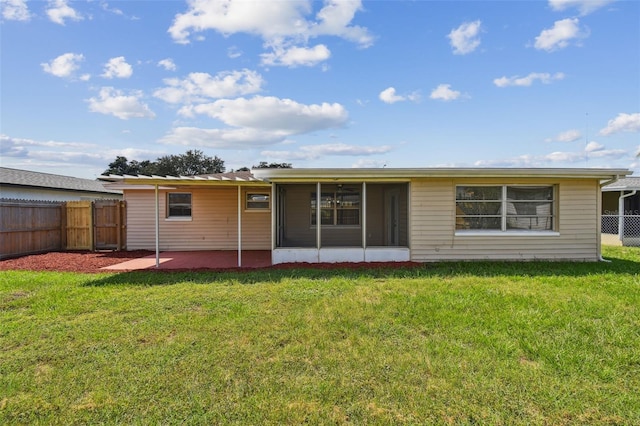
[241,188,271,250]
[410,178,600,261]
[125,187,270,251]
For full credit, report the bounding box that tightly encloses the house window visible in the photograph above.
[246,193,270,210]
[167,193,192,218]
[311,191,360,226]
[456,186,555,231]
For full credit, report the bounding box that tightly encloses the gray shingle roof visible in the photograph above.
[603,177,640,191]
[0,167,121,194]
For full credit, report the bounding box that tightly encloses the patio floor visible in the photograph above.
[102,250,272,271]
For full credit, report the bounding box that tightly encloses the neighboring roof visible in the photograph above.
[252,167,632,182]
[602,176,640,192]
[1,167,121,194]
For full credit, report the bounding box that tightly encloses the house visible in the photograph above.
[1,167,122,201]
[100,167,631,265]
[601,176,640,246]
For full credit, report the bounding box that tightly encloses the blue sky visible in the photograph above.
[1,0,638,179]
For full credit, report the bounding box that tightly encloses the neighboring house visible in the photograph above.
[601,176,640,247]
[0,167,122,201]
[100,167,630,264]
[602,177,640,216]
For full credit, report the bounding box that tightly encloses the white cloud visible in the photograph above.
[429,84,462,102]
[261,44,331,67]
[159,127,286,148]
[168,0,372,68]
[101,56,133,79]
[351,159,387,168]
[158,58,177,71]
[534,18,587,51]
[548,0,614,16]
[87,87,155,120]
[548,129,582,142]
[261,143,392,161]
[160,96,348,149]
[474,142,627,167]
[41,53,85,78]
[2,0,31,21]
[379,87,420,104]
[599,112,640,136]
[447,20,482,55]
[493,72,565,87]
[46,0,83,25]
[169,0,372,46]
[153,69,264,104]
[227,46,243,59]
[182,96,348,134]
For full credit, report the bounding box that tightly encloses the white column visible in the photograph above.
[362,181,367,250]
[316,182,321,250]
[154,184,159,268]
[238,185,242,267]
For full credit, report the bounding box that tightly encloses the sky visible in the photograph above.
[1,0,639,179]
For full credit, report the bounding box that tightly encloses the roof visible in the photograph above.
[97,167,631,188]
[602,176,640,191]
[252,167,632,182]
[1,167,121,194]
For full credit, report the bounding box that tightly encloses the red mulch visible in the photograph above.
[0,251,153,273]
[0,251,423,274]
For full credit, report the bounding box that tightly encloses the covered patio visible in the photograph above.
[102,250,271,271]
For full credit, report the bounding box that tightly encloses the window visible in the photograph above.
[456,185,554,231]
[311,190,360,226]
[167,193,192,218]
[246,193,270,210]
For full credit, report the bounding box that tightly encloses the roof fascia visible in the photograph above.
[252,168,632,181]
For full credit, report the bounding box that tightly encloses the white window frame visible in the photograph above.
[455,185,557,236]
[166,192,192,221]
[245,192,271,211]
[310,190,361,228]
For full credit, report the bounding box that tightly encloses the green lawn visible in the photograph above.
[1,246,639,425]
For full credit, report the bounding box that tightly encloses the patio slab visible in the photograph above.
[102,250,271,271]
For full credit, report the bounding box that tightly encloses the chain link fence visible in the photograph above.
[602,215,640,247]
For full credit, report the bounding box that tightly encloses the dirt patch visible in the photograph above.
[0,251,153,274]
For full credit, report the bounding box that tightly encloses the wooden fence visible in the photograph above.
[0,199,126,259]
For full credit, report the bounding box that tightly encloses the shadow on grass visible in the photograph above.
[84,253,640,287]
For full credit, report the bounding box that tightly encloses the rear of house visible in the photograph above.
[102,167,630,265]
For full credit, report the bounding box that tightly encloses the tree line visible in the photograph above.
[102,150,291,176]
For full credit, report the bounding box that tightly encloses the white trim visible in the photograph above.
[455,231,560,237]
[164,217,192,222]
[272,247,410,264]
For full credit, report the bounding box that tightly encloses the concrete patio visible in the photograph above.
[102,250,271,271]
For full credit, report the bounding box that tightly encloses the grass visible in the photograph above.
[1,246,639,425]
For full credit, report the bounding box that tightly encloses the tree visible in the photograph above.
[253,161,293,169]
[102,150,225,176]
[103,156,144,175]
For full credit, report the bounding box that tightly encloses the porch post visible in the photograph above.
[316,182,321,251]
[238,185,242,267]
[154,184,159,268]
[362,181,367,250]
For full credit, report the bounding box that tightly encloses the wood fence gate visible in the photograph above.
[93,200,126,250]
[65,200,126,251]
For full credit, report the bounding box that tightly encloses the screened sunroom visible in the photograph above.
[272,182,409,263]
